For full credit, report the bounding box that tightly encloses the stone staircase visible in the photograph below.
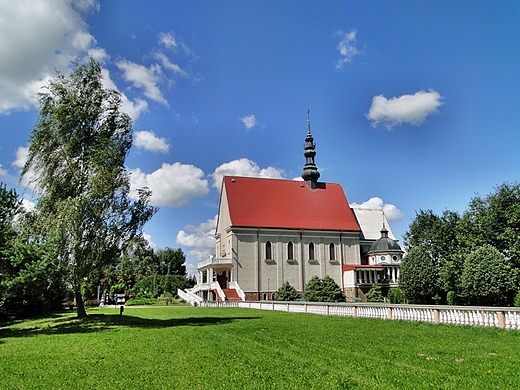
[222,288,241,301]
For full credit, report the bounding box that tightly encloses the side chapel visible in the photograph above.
[190,117,403,301]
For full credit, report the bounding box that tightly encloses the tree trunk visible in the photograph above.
[75,287,88,318]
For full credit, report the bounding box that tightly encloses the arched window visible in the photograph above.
[329,243,335,261]
[309,242,315,260]
[266,241,272,260]
[287,241,294,260]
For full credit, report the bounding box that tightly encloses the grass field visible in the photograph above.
[1,306,519,389]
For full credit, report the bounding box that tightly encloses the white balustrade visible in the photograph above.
[195,300,520,330]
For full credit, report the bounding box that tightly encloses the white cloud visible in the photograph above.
[0,0,97,113]
[351,197,404,222]
[210,158,284,189]
[176,215,217,262]
[87,47,110,64]
[366,90,443,130]
[100,68,148,120]
[72,0,100,14]
[241,114,257,130]
[158,31,196,58]
[116,60,168,106]
[159,32,178,49]
[335,30,359,69]
[134,130,170,153]
[12,146,27,169]
[142,232,156,249]
[21,197,36,212]
[155,52,189,77]
[129,162,209,207]
[0,164,7,176]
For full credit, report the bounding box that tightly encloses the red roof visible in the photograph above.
[221,176,361,232]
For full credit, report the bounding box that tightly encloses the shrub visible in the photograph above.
[387,288,405,304]
[447,291,456,305]
[365,285,384,302]
[303,275,344,302]
[273,281,299,301]
[462,244,516,306]
[514,291,520,307]
[125,298,156,306]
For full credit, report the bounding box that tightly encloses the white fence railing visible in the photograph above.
[199,301,520,330]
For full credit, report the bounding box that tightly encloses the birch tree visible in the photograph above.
[22,57,157,318]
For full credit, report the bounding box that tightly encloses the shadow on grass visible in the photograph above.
[0,313,261,340]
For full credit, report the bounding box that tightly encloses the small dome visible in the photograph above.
[369,237,402,253]
[368,225,402,253]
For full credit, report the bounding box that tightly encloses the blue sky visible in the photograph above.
[1,1,519,274]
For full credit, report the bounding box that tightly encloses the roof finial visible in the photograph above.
[381,210,388,237]
[302,109,320,188]
[307,109,311,135]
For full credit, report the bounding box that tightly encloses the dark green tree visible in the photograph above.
[0,184,22,317]
[155,247,186,275]
[461,183,520,268]
[21,57,157,318]
[387,288,405,304]
[0,185,67,318]
[131,274,190,299]
[404,209,464,296]
[303,275,344,302]
[461,245,517,306]
[273,281,299,301]
[0,183,21,264]
[365,284,384,302]
[399,246,440,303]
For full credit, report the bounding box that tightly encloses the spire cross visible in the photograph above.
[307,109,311,134]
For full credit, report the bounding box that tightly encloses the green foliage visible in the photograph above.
[125,297,156,306]
[514,291,520,307]
[365,285,384,302]
[0,183,21,258]
[0,184,66,319]
[399,246,440,303]
[404,210,464,295]
[387,288,405,304]
[21,57,157,317]
[461,245,517,306]
[461,183,520,267]
[404,209,461,261]
[110,283,126,296]
[155,247,186,275]
[132,274,190,299]
[1,241,67,318]
[303,275,344,302]
[446,291,456,305]
[273,281,299,301]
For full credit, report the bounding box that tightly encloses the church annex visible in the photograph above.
[188,117,403,302]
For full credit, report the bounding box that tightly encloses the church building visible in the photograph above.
[189,117,403,302]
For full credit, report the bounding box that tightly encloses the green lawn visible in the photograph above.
[1,306,519,389]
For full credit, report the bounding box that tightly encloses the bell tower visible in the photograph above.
[301,110,320,189]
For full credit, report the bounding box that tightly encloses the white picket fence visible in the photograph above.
[199,300,520,330]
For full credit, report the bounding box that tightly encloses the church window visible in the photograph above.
[309,242,315,260]
[288,241,294,260]
[266,241,272,260]
[329,243,335,261]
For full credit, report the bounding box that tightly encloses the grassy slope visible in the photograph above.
[1,307,519,389]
